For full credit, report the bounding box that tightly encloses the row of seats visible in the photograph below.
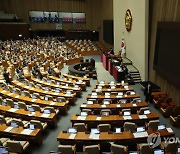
[0,138,29,154]
[152,92,180,126]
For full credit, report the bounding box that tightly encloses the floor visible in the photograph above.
[27,55,180,154]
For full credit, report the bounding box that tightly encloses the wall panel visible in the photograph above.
[149,0,180,104]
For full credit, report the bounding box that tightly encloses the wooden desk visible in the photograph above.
[63,74,90,86]
[12,81,75,104]
[86,94,140,102]
[80,102,148,114]
[0,105,57,127]
[30,77,82,97]
[0,124,42,144]
[92,87,134,93]
[0,88,68,113]
[57,129,175,145]
[96,82,128,88]
[49,76,87,91]
[71,113,159,127]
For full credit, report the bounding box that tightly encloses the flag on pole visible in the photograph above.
[121,36,126,58]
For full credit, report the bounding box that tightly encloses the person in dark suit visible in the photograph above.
[3,69,11,84]
[144,83,152,103]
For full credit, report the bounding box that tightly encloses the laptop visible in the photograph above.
[11,122,18,128]
[144,110,151,115]
[80,112,88,116]
[2,101,7,106]
[178,147,180,153]
[29,123,36,130]
[14,104,19,109]
[44,96,49,101]
[55,89,60,93]
[44,109,50,114]
[45,87,49,91]
[158,124,166,130]
[103,101,110,105]
[102,112,109,116]
[0,146,8,154]
[114,127,121,133]
[137,126,145,132]
[32,95,37,99]
[124,111,130,116]
[28,107,35,112]
[68,128,77,134]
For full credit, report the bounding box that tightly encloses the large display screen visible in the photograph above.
[29,11,86,23]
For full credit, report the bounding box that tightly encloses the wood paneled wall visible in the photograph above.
[149,0,180,104]
[0,0,113,41]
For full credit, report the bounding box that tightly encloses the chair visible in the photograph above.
[154,98,165,108]
[24,79,29,85]
[22,91,31,97]
[137,143,154,154]
[18,102,27,110]
[100,109,111,116]
[58,144,76,154]
[9,118,24,127]
[31,104,41,112]
[84,145,100,154]
[0,138,10,146]
[43,106,57,114]
[6,98,14,108]
[172,105,180,117]
[110,143,128,154]
[160,106,174,117]
[35,84,42,89]
[0,115,6,124]
[6,140,29,153]
[73,123,86,132]
[121,109,131,115]
[160,141,179,153]
[8,85,14,92]
[32,93,41,99]
[98,124,111,132]
[0,96,3,104]
[170,115,180,126]
[29,120,47,130]
[138,107,150,115]
[123,122,136,132]
[147,120,159,131]
[28,82,35,87]
[82,109,93,115]
[165,97,176,106]
[44,95,53,101]
[15,88,21,95]
[42,77,47,82]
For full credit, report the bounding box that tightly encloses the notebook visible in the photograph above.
[29,123,36,130]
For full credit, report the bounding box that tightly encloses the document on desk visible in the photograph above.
[25,86,30,89]
[69,134,76,139]
[123,116,132,120]
[138,115,147,119]
[50,102,56,105]
[31,99,37,102]
[8,108,18,113]
[133,132,148,138]
[81,104,87,107]
[89,133,100,139]
[41,113,50,118]
[15,95,19,98]
[8,93,14,96]
[96,117,102,121]
[28,112,35,116]
[21,129,33,135]
[4,126,13,132]
[116,95,122,98]
[101,105,106,108]
[116,104,121,107]
[105,95,110,98]
[166,128,173,133]
[1,90,6,93]
[132,104,137,106]
[77,116,86,120]
[30,88,34,90]
[91,95,97,98]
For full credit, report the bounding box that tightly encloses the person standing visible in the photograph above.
[3,69,11,84]
[144,83,152,103]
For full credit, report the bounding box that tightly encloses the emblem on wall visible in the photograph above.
[125,9,132,32]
